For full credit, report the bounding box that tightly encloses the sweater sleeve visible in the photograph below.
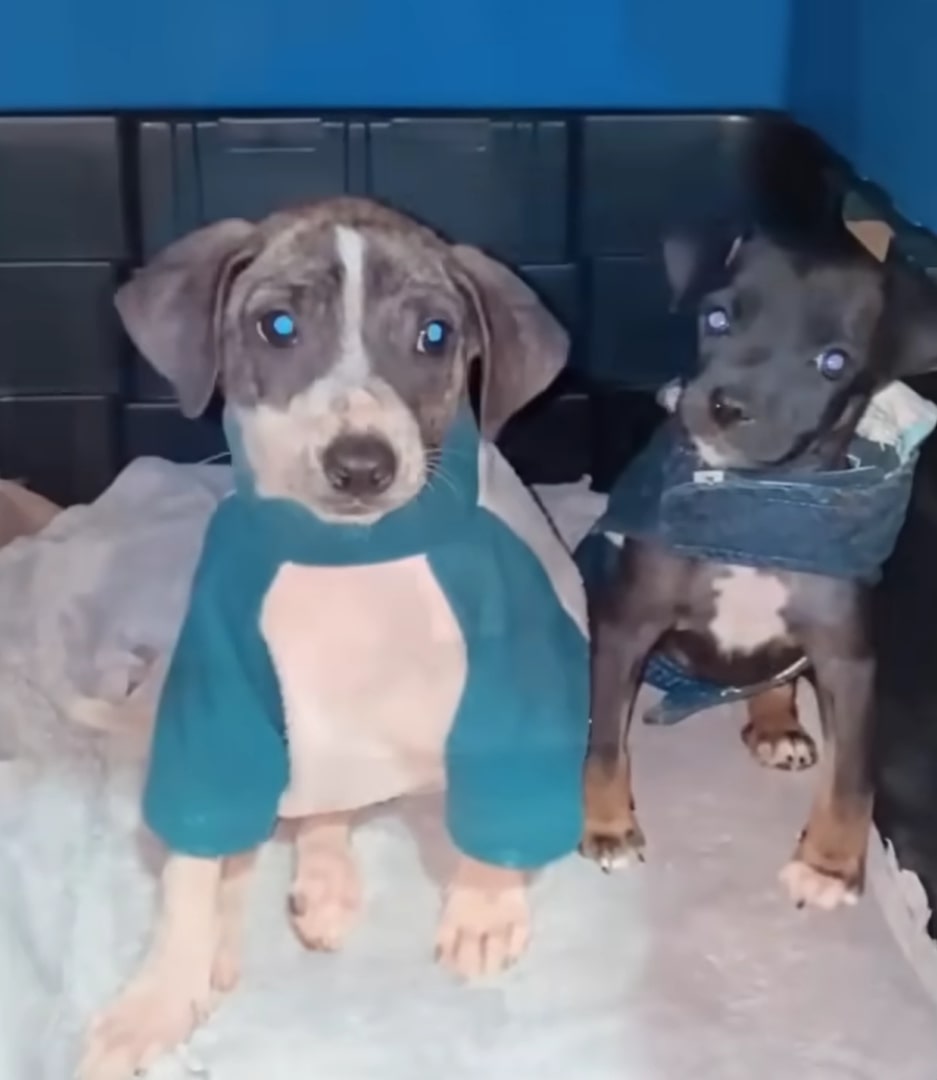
[433,514,589,871]
[142,499,288,856]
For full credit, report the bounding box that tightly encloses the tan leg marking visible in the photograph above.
[436,856,530,980]
[742,683,817,771]
[79,855,227,1080]
[579,753,646,871]
[288,812,362,952]
[780,760,871,911]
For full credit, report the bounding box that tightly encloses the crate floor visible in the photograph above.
[0,467,935,1079]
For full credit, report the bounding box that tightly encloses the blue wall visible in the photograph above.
[788,0,858,164]
[1,0,789,110]
[852,0,937,230]
[789,0,937,232]
[0,0,935,232]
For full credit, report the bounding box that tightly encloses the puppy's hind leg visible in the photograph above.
[79,855,226,1080]
[742,683,818,771]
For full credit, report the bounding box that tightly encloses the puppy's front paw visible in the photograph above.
[742,722,818,771]
[78,973,213,1080]
[289,845,362,952]
[779,817,866,911]
[579,821,646,872]
[436,861,529,979]
[780,858,860,910]
[581,756,645,872]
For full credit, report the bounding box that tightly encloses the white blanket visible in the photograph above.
[1,458,936,1080]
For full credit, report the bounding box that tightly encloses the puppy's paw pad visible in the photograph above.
[79,979,211,1080]
[743,724,818,771]
[779,858,860,911]
[289,847,362,952]
[579,824,646,872]
[435,884,530,980]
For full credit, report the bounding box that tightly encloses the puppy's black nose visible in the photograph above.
[323,434,398,496]
[708,387,748,427]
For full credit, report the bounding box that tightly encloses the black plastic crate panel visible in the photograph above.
[579,113,842,256]
[139,119,352,259]
[499,386,592,486]
[122,403,227,464]
[366,118,567,264]
[0,262,123,395]
[580,114,754,256]
[514,260,581,346]
[139,116,567,265]
[0,396,117,506]
[586,256,695,385]
[0,118,126,260]
[589,388,669,492]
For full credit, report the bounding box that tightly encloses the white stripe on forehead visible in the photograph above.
[334,224,371,383]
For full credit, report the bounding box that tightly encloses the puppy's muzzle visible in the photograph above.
[322,433,398,497]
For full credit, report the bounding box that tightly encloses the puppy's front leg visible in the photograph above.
[581,542,679,870]
[212,850,259,993]
[436,856,528,979]
[80,855,226,1080]
[288,811,362,952]
[781,591,875,910]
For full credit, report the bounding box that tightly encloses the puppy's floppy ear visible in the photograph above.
[882,258,937,378]
[115,220,257,417]
[661,219,748,311]
[451,244,569,439]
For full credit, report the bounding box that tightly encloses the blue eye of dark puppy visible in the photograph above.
[417,319,451,354]
[257,310,298,347]
[816,348,848,379]
[703,307,731,335]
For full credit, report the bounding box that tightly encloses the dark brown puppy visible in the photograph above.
[582,224,937,909]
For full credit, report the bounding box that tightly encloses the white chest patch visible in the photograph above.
[260,558,467,817]
[708,566,790,656]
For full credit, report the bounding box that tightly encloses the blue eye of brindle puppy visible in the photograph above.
[257,309,299,347]
[416,318,452,355]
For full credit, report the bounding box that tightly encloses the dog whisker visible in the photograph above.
[438,446,475,465]
[427,473,459,500]
[426,462,460,498]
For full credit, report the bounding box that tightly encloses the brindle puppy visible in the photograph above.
[79,197,576,1080]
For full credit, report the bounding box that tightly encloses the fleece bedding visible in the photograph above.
[1,457,936,1080]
